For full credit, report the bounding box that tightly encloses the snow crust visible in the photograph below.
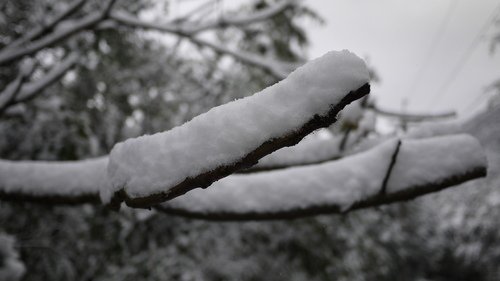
[106,50,369,201]
[0,157,108,198]
[163,139,399,213]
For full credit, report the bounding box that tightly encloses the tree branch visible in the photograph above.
[2,0,88,51]
[0,157,106,205]
[155,135,487,221]
[368,104,456,122]
[0,13,100,65]
[379,139,402,195]
[187,0,296,33]
[0,61,35,114]
[10,52,79,105]
[190,37,291,79]
[0,134,487,223]
[109,0,295,36]
[108,84,370,209]
[107,4,296,79]
[0,0,115,65]
[240,115,463,174]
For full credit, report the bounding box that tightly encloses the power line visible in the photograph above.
[405,0,459,102]
[430,1,500,108]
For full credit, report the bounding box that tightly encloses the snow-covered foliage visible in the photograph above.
[0,233,25,281]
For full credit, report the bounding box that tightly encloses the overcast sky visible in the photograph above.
[304,0,500,117]
[173,0,500,117]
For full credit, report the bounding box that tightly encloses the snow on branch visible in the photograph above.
[404,118,463,139]
[190,37,292,79]
[189,0,296,33]
[242,113,464,174]
[113,12,459,126]
[8,52,79,105]
[0,157,105,204]
[104,50,370,209]
[0,0,117,66]
[108,6,297,79]
[0,13,100,65]
[0,61,35,114]
[155,134,487,221]
[2,0,88,51]
[110,0,295,36]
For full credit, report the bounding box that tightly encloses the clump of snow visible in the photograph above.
[163,139,400,214]
[0,157,108,198]
[106,50,370,201]
[0,233,25,281]
[387,134,486,193]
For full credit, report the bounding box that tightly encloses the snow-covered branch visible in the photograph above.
[242,115,464,174]
[155,134,487,221]
[111,12,461,126]
[0,0,117,66]
[110,0,295,36]
[187,0,296,33]
[7,52,79,106]
[107,5,297,78]
[0,157,105,204]
[190,37,293,79]
[0,60,36,114]
[0,134,487,222]
[0,13,99,65]
[2,0,88,51]
[0,48,488,223]
[104,51,370,209]
[239,133,345,173]
[368,104,456,122]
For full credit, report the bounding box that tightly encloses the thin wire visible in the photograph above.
[430,1,500,108]
[405,0,459,102]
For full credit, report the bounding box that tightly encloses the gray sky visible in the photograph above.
[173,0,500,117]
[304,0,500,117]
